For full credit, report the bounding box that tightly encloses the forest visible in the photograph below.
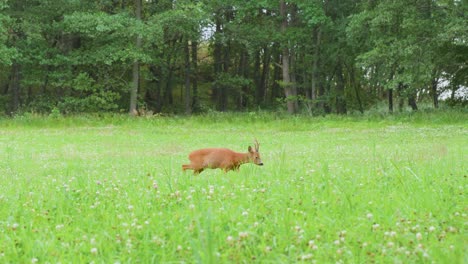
[1,0,467,115]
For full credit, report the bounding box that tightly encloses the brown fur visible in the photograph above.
[182,141,263,174]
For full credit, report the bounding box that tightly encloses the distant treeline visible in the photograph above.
[0,0,467,115]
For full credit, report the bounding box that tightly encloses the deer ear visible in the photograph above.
[248,146,253,153]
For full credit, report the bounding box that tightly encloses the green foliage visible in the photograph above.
[0,0,467,115]
[213,72,251,92]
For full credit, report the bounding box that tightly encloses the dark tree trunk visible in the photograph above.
[311,27,321,103]
[184,40,191,114]
[397,82,404,111]
[271,45,282,103]
[148,66,162,112]
[431,76,439,109]
[253,49,261,103]
[388,67,397,113]
[164,68,174,105]
[237,49,249,110]
[408,94,418,111]
[388,89,393,113]
[129,0,142,115]
[260,48,270,104]
[191,40,200,112]
[335,64,347,114]
[280,0,298,114]
[213,16,223,109]
[9,62,21,115]
[219,40,231,111]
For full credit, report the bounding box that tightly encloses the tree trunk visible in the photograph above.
[271,44,282,103]
[253,49,261,104]
[258,46,270,105]
[389,86,395,113]
[213,16,223,109]
[237,49,249,110]
[191,40,200,112]
[9,62,21,115]
[335,64,347,114]
[388,66,396,113]
[280,0,297,114]
[408,93,418,111]
[184,40,191,114]
[431,75,439,109]
[129,0,142,115]
[311,27,321,102]
[350,65,363,113]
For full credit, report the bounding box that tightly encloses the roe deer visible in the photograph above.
[182,140,263,174]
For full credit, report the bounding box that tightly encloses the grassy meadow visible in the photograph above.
[0,112,466,263]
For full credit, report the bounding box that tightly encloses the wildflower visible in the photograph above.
[239,231,249,239]
[31,258,38,263]
[90,248,98,254]
[428,226,435,232]
[128,205,134,211]
[301,253,313,260]
[12,223,19,230]
[226,236,234,242]
[242,211,248,217]
[416,232,422,240]
[447,226,456,233]
[372,223,380,231]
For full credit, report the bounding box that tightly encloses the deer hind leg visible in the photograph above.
[194,168,204,175]
[182,164,193,171]
[182,164,204,175]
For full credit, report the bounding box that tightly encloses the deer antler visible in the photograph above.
[254,138,260,151]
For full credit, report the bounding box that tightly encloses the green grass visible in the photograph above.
[0,112,466,263]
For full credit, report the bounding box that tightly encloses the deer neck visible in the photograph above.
[235,152,251,165]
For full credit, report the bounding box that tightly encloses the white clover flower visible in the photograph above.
[416,232,422,240]
[239,232,249,239]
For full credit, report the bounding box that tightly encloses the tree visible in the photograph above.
[129,0,142,115]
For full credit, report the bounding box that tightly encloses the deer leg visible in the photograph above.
[182,164,192,171]
[194,168,204,175]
